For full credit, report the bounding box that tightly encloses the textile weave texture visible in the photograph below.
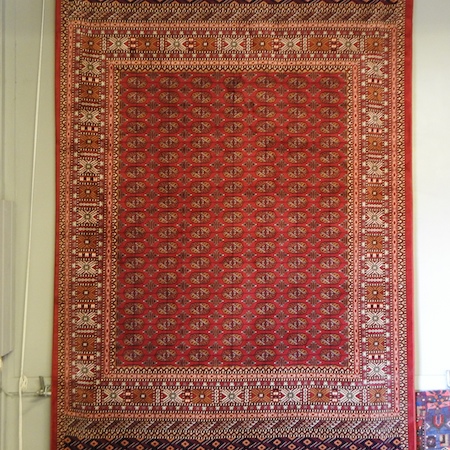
[53,0,414,449]
[417,390,450,449]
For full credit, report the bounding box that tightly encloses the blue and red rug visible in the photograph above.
[417,390,450,450]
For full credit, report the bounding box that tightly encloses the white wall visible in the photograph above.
[413,1,450,391]
[0,0,449,448]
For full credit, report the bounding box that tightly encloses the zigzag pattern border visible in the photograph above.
[64,436,404,450]
[86,0,399,4]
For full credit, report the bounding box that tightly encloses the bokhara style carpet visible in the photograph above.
[53,0,414,449]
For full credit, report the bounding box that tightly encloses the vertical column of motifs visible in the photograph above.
[245,73,284,366]
[72,31,105,384]
[361,32,392,394]
[184,73,221,366]
[214,74,248,365]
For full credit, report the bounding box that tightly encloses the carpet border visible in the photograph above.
[52,1,415,448]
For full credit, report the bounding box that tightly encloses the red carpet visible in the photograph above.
[53,1,414,448]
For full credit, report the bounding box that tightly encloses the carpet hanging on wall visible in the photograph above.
[53,0,414,448]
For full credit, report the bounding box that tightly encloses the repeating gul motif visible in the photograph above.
[116,71,350,368]
[55,0,412,448]
[67,24,395,414]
